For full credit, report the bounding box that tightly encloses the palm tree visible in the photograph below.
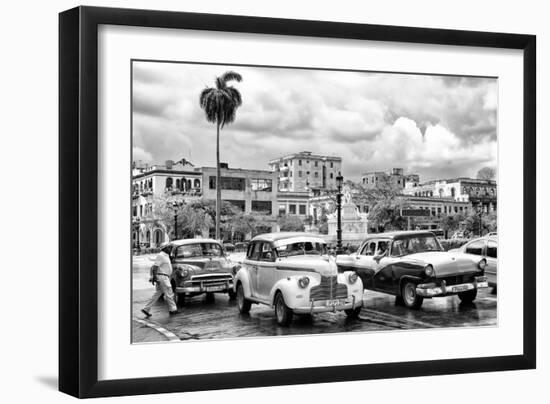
[199,71,243,240]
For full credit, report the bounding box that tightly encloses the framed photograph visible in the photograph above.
[59,6,536,398]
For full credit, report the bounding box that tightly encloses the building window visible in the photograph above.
[132,206,137,216]
[299,205,307,215]
[165,177,173,189]
[314,172,318,178]
[330,162,333,168]
[298,171,302,177]
[252,201,272,214]
[298,160,302,166]
[139,205,143,216]
[226,200,245,212]
[451,187,456,198]
[314,161,318,167]
[208,176,245,191]
[250,178,273,192]
[289,204,297,214]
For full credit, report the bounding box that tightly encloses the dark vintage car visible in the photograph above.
[336,231,489,309]
[163,238,240,307]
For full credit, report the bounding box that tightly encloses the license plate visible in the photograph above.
[326,299,343,306]
[452,285,470,292]
[205,285,225,292]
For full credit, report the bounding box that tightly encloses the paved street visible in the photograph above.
[132,254,497,343]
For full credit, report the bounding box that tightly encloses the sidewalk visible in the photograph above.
[132,319,171,343]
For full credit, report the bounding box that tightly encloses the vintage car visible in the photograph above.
[234,232,364,326]
[336,231,489,309]
[163,238,239,306]
[451,235,497,289]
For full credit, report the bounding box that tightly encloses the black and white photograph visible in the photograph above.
[131,61,498,343]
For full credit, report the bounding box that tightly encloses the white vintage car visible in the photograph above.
[234,232,364,326]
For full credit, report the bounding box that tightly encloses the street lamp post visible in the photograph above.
[171,200,182,241]
[134,217,141,252]
[336,175,344,254]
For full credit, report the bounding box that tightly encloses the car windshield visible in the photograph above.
[276,241,327,257]
[391,235,443,257]
[175,243,223,258]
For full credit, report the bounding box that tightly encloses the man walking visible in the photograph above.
[142,244,178,317]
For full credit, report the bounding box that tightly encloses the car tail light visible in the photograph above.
[298,276,310,288]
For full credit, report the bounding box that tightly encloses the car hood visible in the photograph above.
[276,255,337,277]
[403,251,481,277]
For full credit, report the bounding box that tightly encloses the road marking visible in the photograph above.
[133,318,181,342]
[359,308,438,329]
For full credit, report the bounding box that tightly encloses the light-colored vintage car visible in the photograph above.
[234,232,364,326]
[337,231,489,309]
[165,238,239,306]
[451,235,497,289]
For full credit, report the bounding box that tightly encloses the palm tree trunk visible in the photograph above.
[215,121,221,241]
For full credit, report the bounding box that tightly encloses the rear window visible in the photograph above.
[465,240,485,256]
[486,240,497,258]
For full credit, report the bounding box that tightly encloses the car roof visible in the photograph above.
[251,232,327,244]
[170,238,221,247]
[362,230,436,242]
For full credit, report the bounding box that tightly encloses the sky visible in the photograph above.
[132,61,497,182]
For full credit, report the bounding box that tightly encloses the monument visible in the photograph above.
[327,186,369,246]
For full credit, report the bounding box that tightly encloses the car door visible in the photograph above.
[244,241,262,297]
[256,242,277,301]
[484,239,497,286]
[353,241,377,288]
[371,240,396,292]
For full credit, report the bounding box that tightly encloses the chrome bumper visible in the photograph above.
[416,276,489,297]
[293,295,362,314]
[175,281,233,294]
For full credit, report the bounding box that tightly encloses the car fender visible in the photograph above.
[234,267,253,298]
[268,276,305,308]
[338,272,364,303]
[398,275,423,294]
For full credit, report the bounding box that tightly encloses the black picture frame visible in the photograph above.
[59,6,536,398]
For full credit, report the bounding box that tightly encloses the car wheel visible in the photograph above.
[345,306,362,318]
[171,283,185,307]
[228,289,237,300]
[236,283,252,314]
[401,281,424,309]
[458,288,477,303]
[274,292,293,326]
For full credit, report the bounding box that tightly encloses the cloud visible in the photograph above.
[132,61,497,181]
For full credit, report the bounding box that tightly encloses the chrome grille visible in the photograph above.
[188,273,233,286]
[309,276,347,301]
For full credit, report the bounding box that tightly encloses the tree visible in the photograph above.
[278,215,305,232]
[439,213,464,239]
[351,182,404,232]
[477,166,496,180]
[199,71,243,241]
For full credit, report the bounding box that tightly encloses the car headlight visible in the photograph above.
[176,266,190,278]
[478,259,487,270]
[232,264,241,275]
[424,264,434,277]
[298,276,310,288]
[348,272,358,284]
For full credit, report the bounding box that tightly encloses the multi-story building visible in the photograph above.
[397,195,472,230]
[360,168,420,191]
[201,163,278,217]
[132,160,202,248]
[132,160,278,248]
[403,177,497,213]
[268,151,342,192]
